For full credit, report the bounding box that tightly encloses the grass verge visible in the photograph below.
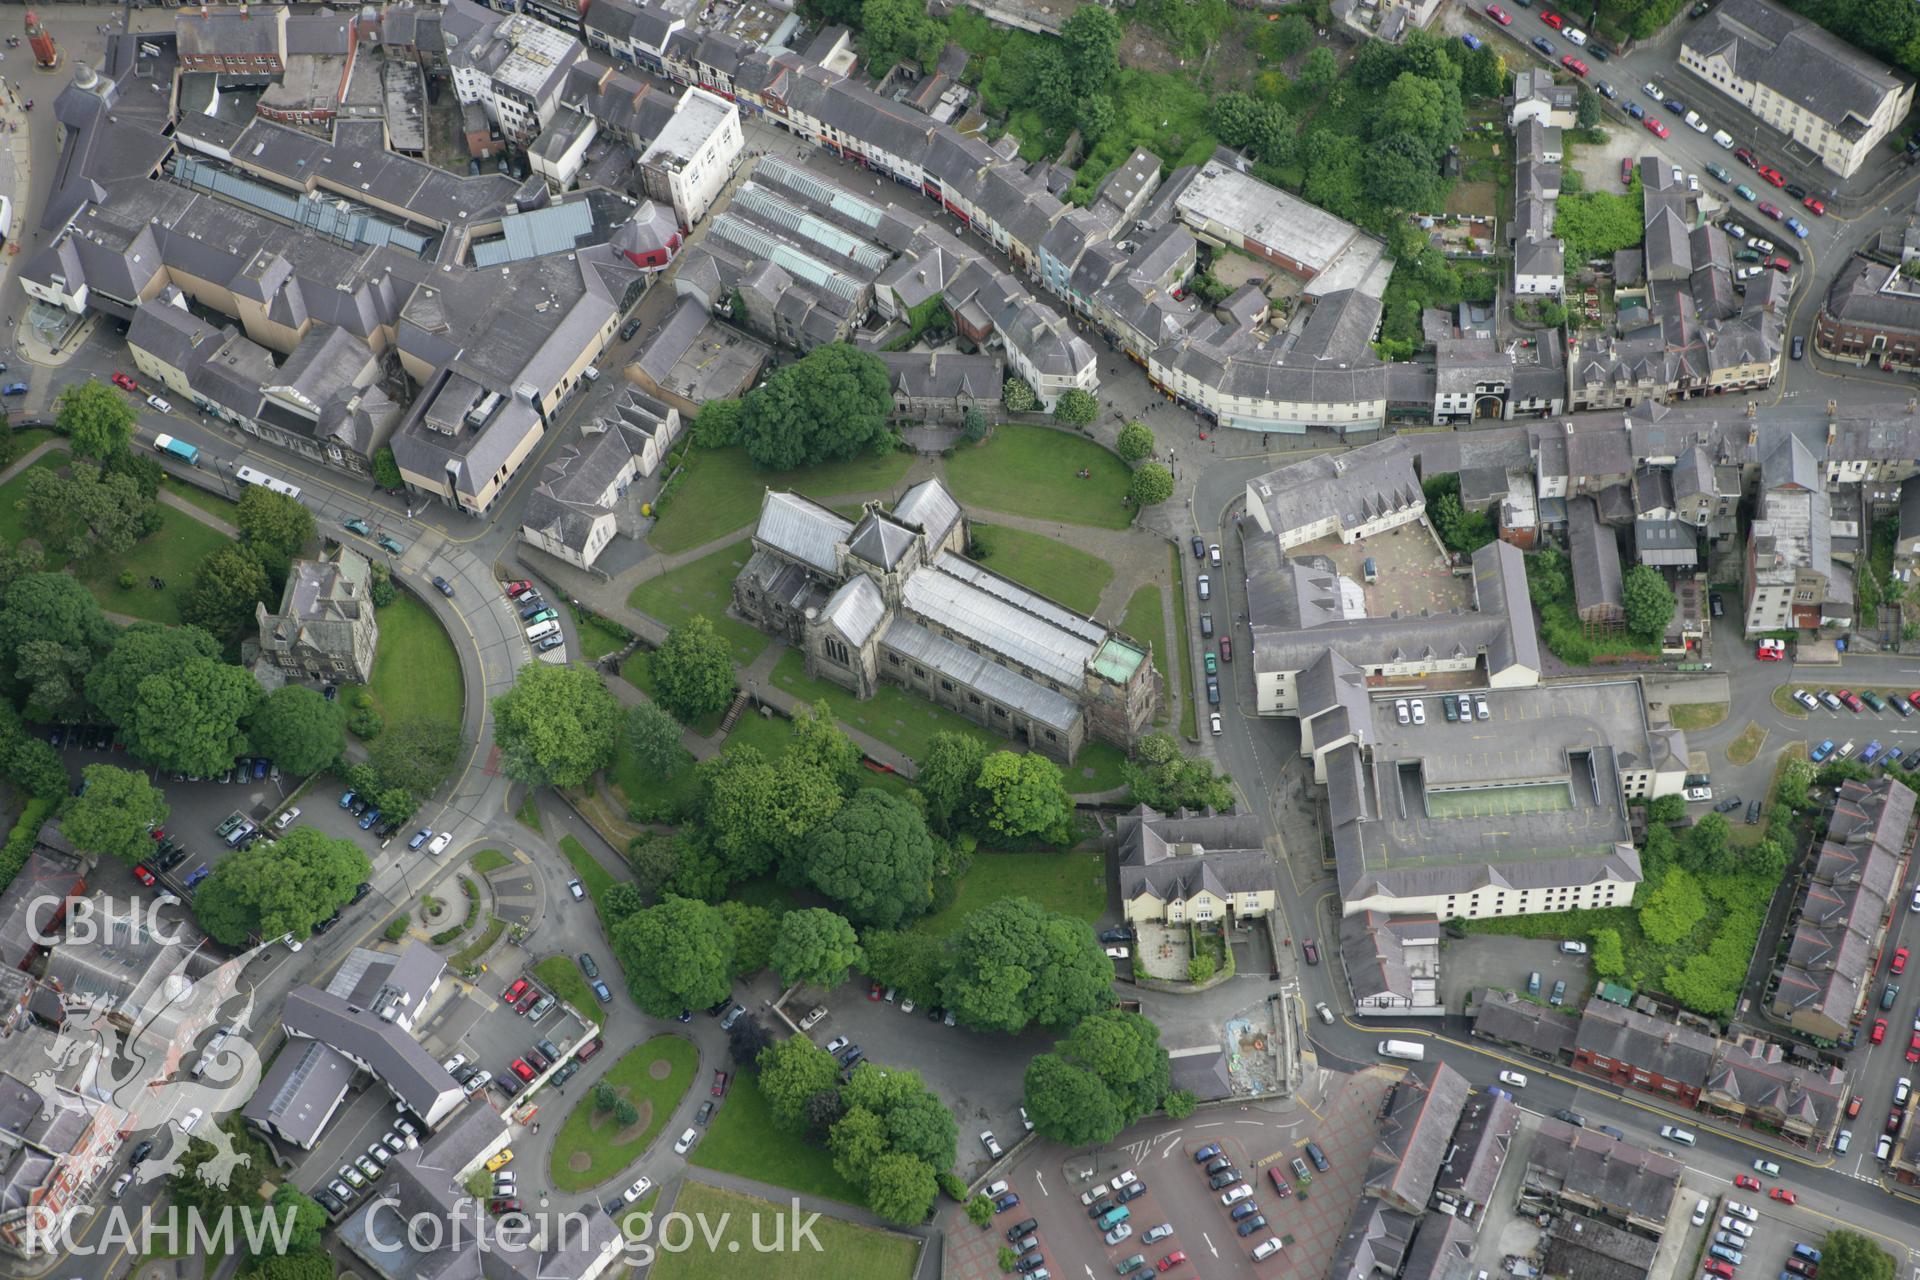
[944,425,1133,529]
[1725,722,1767,766]
[627,540,769,668]
[1669,702,1728,732]
[1168,546,1196,739]
[514,796,543,834]
[470,849,511,874]
[768,649,1001,764]
[365,592,466,727]
[1770,685,1810,718]
[645,1182,917,1280]
[912,850,1106,935]
[1121,584,1170,727]
[649,446,913,554]
[451,915,504,969]
[688,1070,862,1206]
[966,523,1114,615]
[159,477,238,523]
[548,1035,697,1192]
[534,954,604,1026]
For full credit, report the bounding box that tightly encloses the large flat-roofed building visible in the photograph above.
[1314,677,1685,919]
[1679,0,1913,178]
[1173,154,1384,288]
[637,85,742,229]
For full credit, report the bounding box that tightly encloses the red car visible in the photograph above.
[1267,1167,1292,1198]
[868,981,883,1000]
[1839,689,1865,712]
[1756,200,1783,219]
[489,1198,522,1215]
[1890,1108,1906,1132]
[1705,1263,1737,1280]
[1894,947,1910,975]
[132,864,156,887]
[1786,1261,1819,1279]
[578,1036,604,1060]
[1158,1255,1189,1273]
[511,1058,536,1082]
[1219,638,1233,662]
[1906,1031,1919,1064]
[1758,165,1786,188]
[1734,147,1757,167]
[1769,1187,1798,1204]
[1645,118,1671,138]
[1848,1095,1864,1118]
[111,372,137,392]
[1541,9,1564,26]
[1734,1173,1761,1191]
[1561,55,1589,76]
[1872,1018,1889,1044]
[503,978,531,1006]
[1803,196,1826,216]
[711,1069,730,1096]
[1486,2,1512,22]
[1621,157,1635,186]
[503,580,533,598]
[1907,689,1920,711]
[1766,256,1793,273]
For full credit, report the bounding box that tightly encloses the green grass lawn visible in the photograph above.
[1121,584,1170,727]
[688,1069,863,1206]
[572,607,629,661]
[548,1034,697,1192]
[944,426,1133,529]
[649,446,914,554]
[76,504,234,625]
[470,849,511,873]
[967,523,1114,615]
[913,850,1106,935]
[559,834,619,925]
[627,540,769,668]
[1065,741,1130,796]
[159,477,238,525]
[607,727,701,822]
[0,453,64,545]
[768,649,1000,764]
[620,649,728,736]
[1168,547,1197,739]
[514,796,543,833]
[366,593,465,727]
[533,955,604,1026]
[645,1182,916,1280]
[8,428,56,459]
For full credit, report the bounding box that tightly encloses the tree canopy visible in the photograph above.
[1127,463,1173,507]
[1123,733,1234,813]
[366,718,464,799]
[61,765,169,864]
[125,658,262,777]
[942,896,1113,1033]
[1821,1230,1894,1280]
[21,461,155,561]
[975,751,1074,845]
[246,686,345,776]
[181,545,273,641]
[57,380,138,460]
[621,699,689,779]
[800,789,939,927]
[0,573,116,719]
[610,895,735,1016]
[490,662,621,788]
[736,344,894,470]
[1052,388,1098,427]
[86,623,222,728]
[193,827,370,943]
[770,907,864,988]
[917,732,990,837]
[1115,421,1155,463]
[234,487,316,578]
[1623,564,1676,641]
[756,1033,842,1131]
[649,615,737,723]
[717,900,778,976]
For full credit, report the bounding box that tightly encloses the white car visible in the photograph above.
[462,1070,492,1096]
[1409,700,1426,725]
[1712,129,1734,148]
[799,1006,827,1031]
[981,1131,1003,1159]
[180,1108,203,1132]
[1221,1184,1253,1206]
[1143,1224,1174,1245]
[1747,236,1775,254]
[425,833,452,856]
[1252,1237,1283,1261]
[1691,1198,1709,1226]
[1736,266,1763,281]
[1020,1106,1032,1132]
[1565,26,1587,44]
[1643,81,1664,101]
[825,1035,849,1055]
[443,1052,467,1075]
[1684,785,1713,802]
[567,878,585,900]
[1897,1077,1913,1106]
[673,1128,697,1155]
[1725,1201,1758,1223]
[1209,712,1222,736]
[1081,1186,1107,1206]
[1395,698,1410,725]
[1793,688,1819,711]
[1719,1217,1753,1238]
[1497,1070,1528,1088]
[1911,886,1920,912]
[900,997,916,1014]
[1753,1158,1781,1177]
[1685,111,1708,133]
[622,1175,652,1203]
[1659,1124,1695,1145]
[274,806,301,830]
[1110,1169,1137,1192]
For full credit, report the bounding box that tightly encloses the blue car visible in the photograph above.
[1812,739,1835,762]
[251,757,268,780]
[339,789,357,809]
[592,980,613,1003]
[1665,98,1687,114]
[185,865,212,888]
[1532,35,1555,54]
[1784,215,1809,238]
[1625,100,1645,119]
[1862,740,1885,765]
[358,808,381,830]
[408,828,433,851]
[993,1193,1020,1213]
[1,383,26,397]
[1462,32,1482,49]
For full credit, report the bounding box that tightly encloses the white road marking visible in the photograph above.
[1203,1231,1218,1257]
[1035,1172,1047,1197]
[1235,1119,1264,1125]
[1196,1121,1225,1129]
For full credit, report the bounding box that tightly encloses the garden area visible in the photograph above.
[548,1034,698,1192]
[967,522,1114,615]
[646,1182,917,1280]
[944,426,1134,530]
[626,540,769,668]
[911,849,1106,936]
[647,445,913,555]
[687,1070,863,1206]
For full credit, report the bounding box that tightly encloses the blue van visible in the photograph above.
[1793,1246,1822,1265]
[1096,1206,1130,1231]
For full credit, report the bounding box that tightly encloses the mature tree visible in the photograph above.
[87,623,222,728]
[736,343,893,470]
[802,790,938,927]
[193,827,371,944]
[246,686,344,776]
[975,751,1074,845]
[16,637,98,723]
[843,1063,958,1169]
[757,1034,842,1132]
[1003,378,1037,414]
[0,573,116,714]
[1051,388,1098,427]
[1525,546,1571,606]
[916,731,990,836]
[665,829,731,901]
[61,765,169,864]
[966,1194,994,1228]
[1591,927,1626,978]
[125,658,262,777]
[1377,71,1465,151]
[650,616,736,724]
[1076,92,1115,143]
[859,0,943,70]
[610,895,734,1016]
[802,1088,846,1138]
[699,743,844,883]
[1776,756,1816,811]
[863,1152,939,1226]
[943,897,1114,1033]
[1053,1010,1170,1125]
[234,486,316,578]
[621,699,688,779]
[1124,733,1234,813]
[1023,1051,1124,1146]
[1821,1230,1894,1280]
[1115,421,1154,463]
[1460,44,1506,100]
[717,899,778,976]
[790,700,862,794]
[1683,810,1735,878]
[829,1105,888,1185]
[726,1013,773,1068]
[368,717,464,798]
[690,398,741,448]
[6,736,69,801]
[1297,45,1339,93]
[863,929,951,1008]
[1059,3,1121,97]
[770,907,864,989]
[1623,564,1676,641]
[602,881,647,926]
[267,1184,328,1254]
[21,461,154,560]
[626,832,681,901]
[182,545,273,641]
[1639,866,1708,946]
[1127,463,1174,507]
[56,380,137,460]
[491,662,621,788]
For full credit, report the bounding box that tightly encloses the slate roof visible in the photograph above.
[892,477,962,547]
[1366,1061,1473,1213]
[846,509,918,570]
[1574,998,1717,1089]
[1568,495,1624,616]
[1247,444,1422,540]
[1470,988,1578,1058]
[1528,1118,1684,1222]
[1339,911,1438,1006]
[1685,0,1913,131]
[1115,805,1272,908]
[820,575,886,647]
[753,490,853,575]
[1327,1198,1421,1280]
[1434,1088,1517,1209]
[281,985,463,1120]
[1704,1037,1845,1133]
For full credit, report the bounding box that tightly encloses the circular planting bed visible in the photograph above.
[547,1035,697,1193]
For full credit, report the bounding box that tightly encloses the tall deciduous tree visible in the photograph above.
[736,344,894,470]
[247,686,345,776]
[698,743,844,884]
[234,486,316,579]
[717,900,778,976]
[56,380,137,460]
[1623,564,1677,641]
[192,827,370,944]
[125,658,262,777]
[1123,732,1234,813]
[182,545,273,642]
[491,663,621,788]
[1051,388,1098,427]
[609,895,734,1016]
[943,897,1114,1032]
[756,1034,841,1132]
[975,751,1073,845]
[1127,463,1173,507]
[1820,1231,1894,1280]
[914,731,991,837]
[770,907,864,988]
[1115,422,1155,463]
[801,790,938,927]
[650,616,736,724]
[0,573,116,715]
[61,765,169,864]
[87,623,222,728]
[621,699,688,778]
[1022,1051,1123,1146]
[22,461,155,560]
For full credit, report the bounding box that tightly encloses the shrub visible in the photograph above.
[1163,1089,1197,1119]
[1187,952,1216,983]
[118,570,137,590]
[348,705,384,740]
[385,915,410,942]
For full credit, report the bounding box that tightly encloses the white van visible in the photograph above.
[1378,1040,1425,1061]
[1564,26,1587,45]
[526,619,560,642]
[1712,130,1734,149]
[1877,1134,1893,1161]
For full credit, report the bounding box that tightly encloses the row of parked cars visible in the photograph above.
[505,580,565,653]
[315,1111,421,1215]
[1189,1141,1287,1262]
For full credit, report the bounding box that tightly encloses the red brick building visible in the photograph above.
[1571,1000,1715,1106]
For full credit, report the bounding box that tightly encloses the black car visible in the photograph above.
[706,997,732,1016]
[1115,1181,1146,1203]
[129,1140,154,1165]
[349,796,369,816]
[1206,1170,1240,1190]
[1206,676,1220,706]
[1005,1218,1038,1243]
[1713,795,1742,813]
[1746,798,1763,824]
[1099,927,1135,944]
[519,598,548,621]
[620,317,644,341]
[1791,335,1805,360]
[351,882,372,904]
[315,1188,344,1214]
[497,1074,521,1097]
[925,1004,943,1021]
[695,1100,715,1125]
[1709,592,1724,618]
[1532,35,1555,54]
[313,911,343,935]
[1236,1215,1268,1237]
[1205,1156,1232,1175]
[1086,1197,1116,1218]
[1785,182,1807,200]
[432,576,455,597]
[1014,1253,1045,1275]
[1190,536,1206,559]
[1553,1108,1585,1126]
[1305,1141,1329,1171]
[378,820,402,839]
[579,953,599,979]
